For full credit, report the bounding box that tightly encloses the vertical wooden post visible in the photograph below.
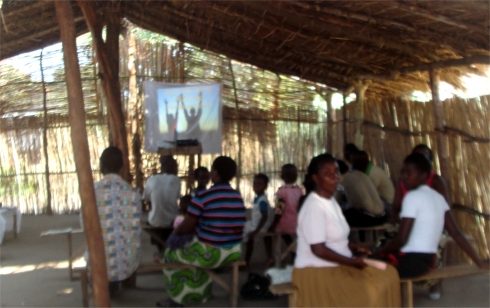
[429,69,451,189]
[78,1,131,183]
[325,92,334,153]
[354,80,368,149]
[228,59,241,190]
[342,91,348,146]
[53,1,110,307]
[124,24,144,192]
[40,49,53,215]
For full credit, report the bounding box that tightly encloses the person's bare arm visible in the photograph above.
[444,211,489,269]
[174,215,198,235]
[432,175,451,204]
[391,181,403,223]
[249,212,268,240]
[311,243,367,269]
[380,217,414,253]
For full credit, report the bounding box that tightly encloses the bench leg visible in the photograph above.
[79,269,89,308]
[231,262,239,308]
[288,291,297,308]
[401,281,413,308]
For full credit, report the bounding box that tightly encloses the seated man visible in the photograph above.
[143,155,181,258]
[336,158,386,227]
[354,151,395,210]
[85,146,142,296]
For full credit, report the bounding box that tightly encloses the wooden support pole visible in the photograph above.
[354,81,369,149]
[78,1,131,183]
[342,92,348,146]
[228,59,241,190]
[325,92,334,153]
[53,1,110,307]
[429,69,451,190]
[124,24,144,192]
[40,49,53,215]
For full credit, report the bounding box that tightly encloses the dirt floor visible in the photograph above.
[0,214,488,307]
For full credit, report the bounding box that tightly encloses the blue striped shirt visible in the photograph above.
[187,183,246,248]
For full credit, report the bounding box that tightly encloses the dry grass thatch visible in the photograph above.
[1,0,489,97]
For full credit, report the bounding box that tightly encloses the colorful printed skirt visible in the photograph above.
[163,237,242,305]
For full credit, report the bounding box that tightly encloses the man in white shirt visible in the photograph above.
[143,155,181,254]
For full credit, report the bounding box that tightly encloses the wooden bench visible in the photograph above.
[400,264,488,307]
[76,260,245,308]
[40,228,85,280]
[256,232,297,267]
[270,264,488,308]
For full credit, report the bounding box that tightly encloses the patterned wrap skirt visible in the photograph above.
[163,236,242,305]
[292,264,401,307]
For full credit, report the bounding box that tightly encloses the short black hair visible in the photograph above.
[281,164,297,172]
[404,152,432,174]
[307,153,336,175]
[100,146,123,174]
[194,166,209,178]
[160,155,177,174]
[412,144,433,161]
[212,156,237,182]
[344,143,359,153]
[254,173,269,188]
[336,159,349,175]
[302,173,315,193]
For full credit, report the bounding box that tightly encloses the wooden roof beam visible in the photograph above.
[263,1,440,62]
[357,55,490,81]
[390,1,488,36]
[293,1,417,32]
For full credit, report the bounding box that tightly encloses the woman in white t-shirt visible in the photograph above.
[376,153,489,278]
[292,153,401,307]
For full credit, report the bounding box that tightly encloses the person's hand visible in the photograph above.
[477,259,490,270]
[351,257,367,270]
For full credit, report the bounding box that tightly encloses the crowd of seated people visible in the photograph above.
[84,143,488,307]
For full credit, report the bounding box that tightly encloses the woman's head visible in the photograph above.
[412,144,433,161]
[401,152,432,191]
[210,156,237,183]
[307,153,340,198]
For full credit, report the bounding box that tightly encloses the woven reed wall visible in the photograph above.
[0,28,488,258]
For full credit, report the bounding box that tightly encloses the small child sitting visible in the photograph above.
[191,166,210,197]
[268,164,303,264]
[243,173,274,267]
[166,195,194,250]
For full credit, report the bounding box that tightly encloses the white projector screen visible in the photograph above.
[144,81,222,154]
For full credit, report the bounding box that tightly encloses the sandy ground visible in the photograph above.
[0,214,488,307]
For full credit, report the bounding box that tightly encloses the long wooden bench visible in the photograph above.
[269,264,488,308]
[76,259,245,308]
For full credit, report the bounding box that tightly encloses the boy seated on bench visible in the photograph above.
[373,153,489,280]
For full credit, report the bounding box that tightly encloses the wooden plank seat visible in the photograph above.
[270,264,488,308]
[40,228,85,280]
[76,260,246,308]
[400,264,488,307]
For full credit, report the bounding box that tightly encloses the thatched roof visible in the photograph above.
[1,0,489,97]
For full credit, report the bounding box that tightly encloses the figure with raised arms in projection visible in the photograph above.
[181,92,203,139]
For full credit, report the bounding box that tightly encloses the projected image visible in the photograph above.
[144,82,222,154]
